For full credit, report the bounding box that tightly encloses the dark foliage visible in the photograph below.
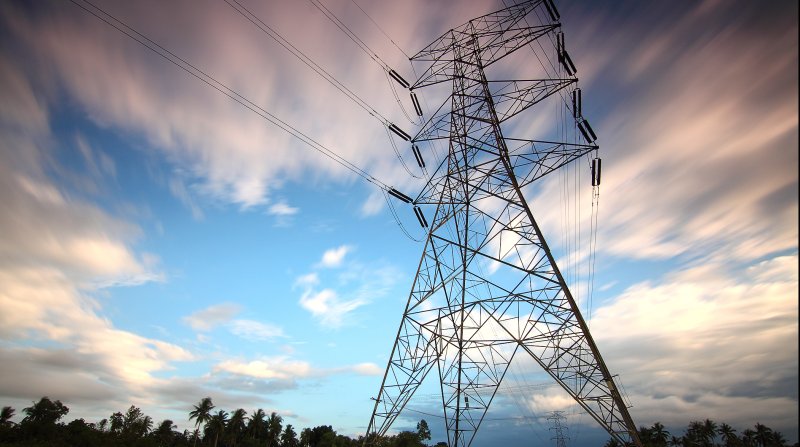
[0,397,436,447]
[2,397,796,447]
[606,420,798,447]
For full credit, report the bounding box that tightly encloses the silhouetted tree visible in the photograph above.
[702,419,718,447]
[300,427,312,447]
[248,408,267,441]
[718,423,738,447]
[755,423,774,447]
[205,410,228,447]
[416,420,431,445]
[1,406,15,427]
[227,408,247,446]
[742,428,757,446]
[121,405,152,438]
[266,412,283,447]
[189,397,215,447]
[394,430,424,447]
[282,424,299,447]
[155,419,178,446]
[0,406,15,427]
[22,396,69,425]
[110,411,124,434]
[306,425,336,447]
[651,422,671,447]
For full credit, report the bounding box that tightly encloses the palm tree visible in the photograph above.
[687,421,706,447]
[248,408,267,441]
[205,410,228,447]
[227,408,247,446]
[754,423,773,447]
[718,423,738,447]
[669,435,685,447]
[0,406,15,427]
[770,430,788,446]
[189,397,215,447]
[639,426,654,445]
[191,428,201,445]
[266,412,283,447]
[155,419,177,445]
[141,415,154,436]
[702,419,718,447]
[742,429,756,447]
[651,422,671,447]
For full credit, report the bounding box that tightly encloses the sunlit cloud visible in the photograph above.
[214,356,383,381]
[0,47,189,412]
[319,245,352,268]
[591,255,798,430]
[215,357,313,380]
[559,0,798,263]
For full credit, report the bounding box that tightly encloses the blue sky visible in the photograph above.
[0,0,797,445]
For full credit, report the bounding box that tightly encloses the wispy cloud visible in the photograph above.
[298,288,368,328]
[319,245,352,268]
[169,176,204,220]
[183,304,287,343]
[228,319,286,341]
[182,303,242,331]
[268,200,299,216]
[559,0,798,263]
[296,246,400,328]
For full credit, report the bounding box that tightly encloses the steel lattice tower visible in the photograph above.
[367,1,642,446]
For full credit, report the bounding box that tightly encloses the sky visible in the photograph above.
[0,0,797,445]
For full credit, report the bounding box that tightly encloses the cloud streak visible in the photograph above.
[214,356,382,380]
[592,255,798,432]
[183,303,243,331]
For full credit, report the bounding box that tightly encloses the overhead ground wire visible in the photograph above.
[224,0,396,127]
[350,0,412,60]
[69,0,394,194]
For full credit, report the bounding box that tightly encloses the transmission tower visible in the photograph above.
[367,1,641,446]
[548,411,569,447]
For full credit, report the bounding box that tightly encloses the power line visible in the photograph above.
[347,0,421,126]
[223,0,428,195]
[308,0,391,71]
[223,0,394,127]
[349,0,412,60]
[69,0,393,193]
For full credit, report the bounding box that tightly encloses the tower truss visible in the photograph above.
[367,1,642,446]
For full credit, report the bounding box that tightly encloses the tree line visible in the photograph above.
[1,397,796,447]
[0,396,433,447]
[604,420,797,447]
